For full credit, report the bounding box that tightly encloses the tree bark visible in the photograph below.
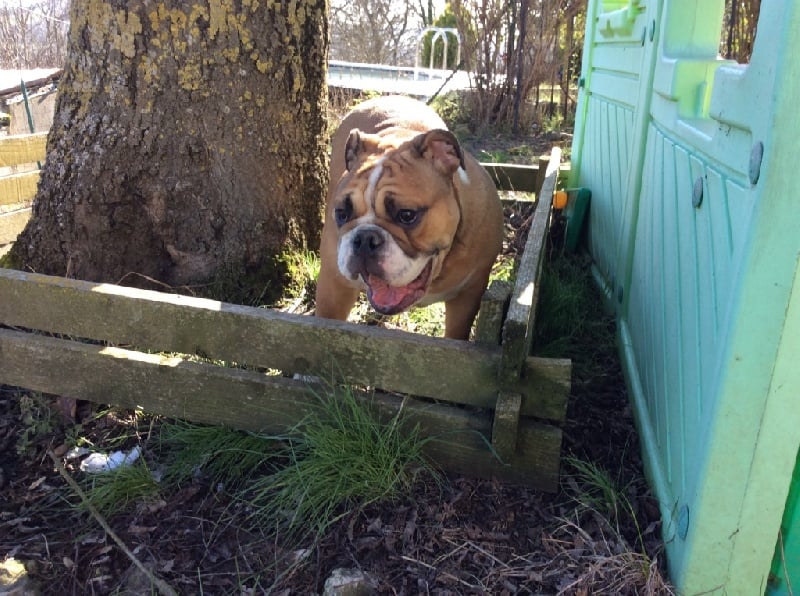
[11,0,328,300]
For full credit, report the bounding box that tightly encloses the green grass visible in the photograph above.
[391,302,446,336]
[564,456,634,527]
[158,421,281,491]
[477,145,539,164]
[16,393,58,456]
[477,148,513,163]
[490,253,516,285]
[80,458,161,516]
[345,295,446,337]
[561,456,671,593]
[245,382,436,542]
[428,91,470,131]
[532,253,615,371]
[278,249,320,306]
[78,381,436,545]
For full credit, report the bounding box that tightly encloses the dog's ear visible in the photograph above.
[413,129,466,176]
[345,129,363,172]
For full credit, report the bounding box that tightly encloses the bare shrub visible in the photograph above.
[0,0,69,69]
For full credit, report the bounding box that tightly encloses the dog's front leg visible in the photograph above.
[315,261,360,321]
[443,291,484,340]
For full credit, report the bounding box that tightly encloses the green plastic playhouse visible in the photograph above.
[569,0,799,593]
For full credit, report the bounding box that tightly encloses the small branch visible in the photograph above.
[47,450,178,596]
[114,271,199,296]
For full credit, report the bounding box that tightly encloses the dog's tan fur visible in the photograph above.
[315,96,503,340]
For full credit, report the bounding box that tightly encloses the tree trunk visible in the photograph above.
[10,0,328,302]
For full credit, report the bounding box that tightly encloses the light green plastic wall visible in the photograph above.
[569,0,800,592]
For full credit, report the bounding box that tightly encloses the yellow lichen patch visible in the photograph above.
[256,59,273,74]
[167,7,188,39]
[291,65,304,94]
[220,46,239,61]
[286,0,307,41]
[208,0,230,39]
[208,0,254,50]
[138,54,157,86]
[234,15,254,51]
[178,61,203,91]
[117,11,142,58]
[148,9,160,31]
[80,0,142,58]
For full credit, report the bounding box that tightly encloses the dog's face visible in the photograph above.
[330,128,466,315]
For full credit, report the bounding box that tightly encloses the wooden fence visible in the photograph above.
[0,133,569,491]
[0,132,45,249]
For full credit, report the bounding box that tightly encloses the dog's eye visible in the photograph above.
[395,209,421,227]
[334,196,353,226]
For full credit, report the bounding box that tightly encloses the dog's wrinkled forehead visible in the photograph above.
[363,156,387,207]
[338,149,436,217]
[344,128,465,178]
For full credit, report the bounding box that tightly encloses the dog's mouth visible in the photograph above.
[363,260,433,315]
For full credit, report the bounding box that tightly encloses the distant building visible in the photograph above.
[0,69,62,135]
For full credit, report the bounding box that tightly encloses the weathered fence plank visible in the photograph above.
[0,328,561,490]
[0,171,39,206]
[482,163,540,193]
[499,147,561,387]
[0,133,47,168]
[474,280,511,346]
[0,268,570,421]
[492,391,522,459]
[0,208,32,245]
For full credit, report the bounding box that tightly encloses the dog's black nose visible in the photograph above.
[352,228,384,256]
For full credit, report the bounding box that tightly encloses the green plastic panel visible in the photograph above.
[769,451,799,594]
[563,188,591,253]
[570,0,800,593]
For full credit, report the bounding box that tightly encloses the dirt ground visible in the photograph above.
[0,131,673,595]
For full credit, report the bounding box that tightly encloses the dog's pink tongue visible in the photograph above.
[367,276,415,312]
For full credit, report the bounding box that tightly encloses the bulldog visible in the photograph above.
[315,95,504,340]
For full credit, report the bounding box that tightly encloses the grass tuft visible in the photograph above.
[564,456,633,527]
[557,457,672,595]
[81,459,161,516]
[245,383,436,542]
[158,421,280,491]
[346,296,446,337]
[80,379,434,539]
[490,253,516,285]
[533,254,615,375]
[152,381,435,544]
[278,249,321,308]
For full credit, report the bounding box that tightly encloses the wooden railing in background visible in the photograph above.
[0,132,46,247]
